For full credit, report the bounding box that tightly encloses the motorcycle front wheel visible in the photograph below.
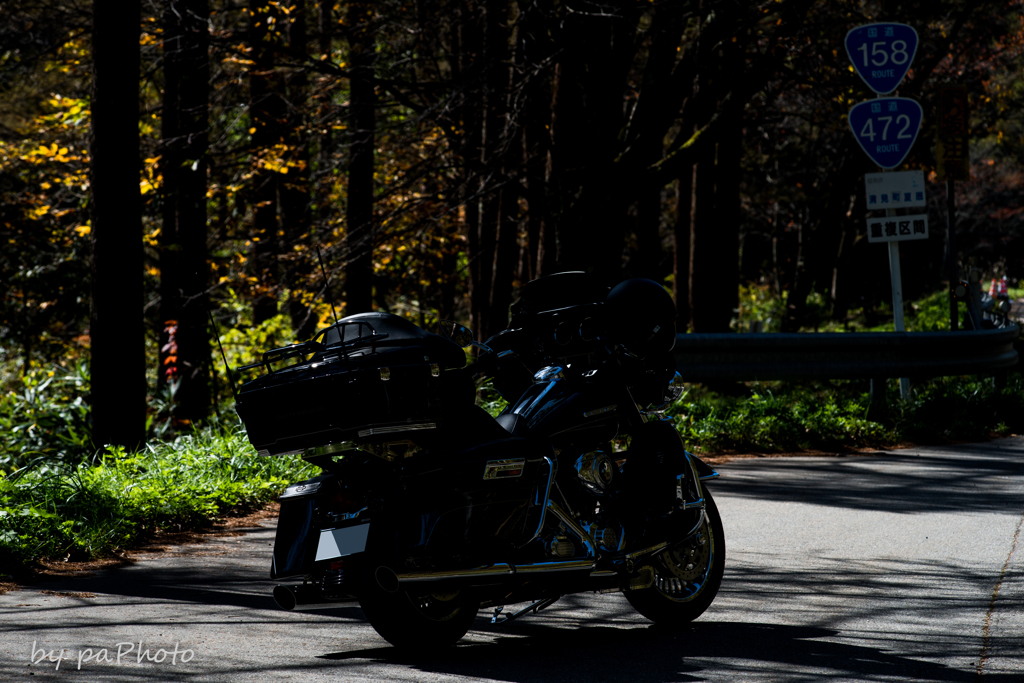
[360,585,479,650]
[625,488,725,626]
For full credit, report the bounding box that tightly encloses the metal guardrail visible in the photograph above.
[673,325,1020,383]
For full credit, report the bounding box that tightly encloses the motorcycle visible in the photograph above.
[233,272,725,649]
[953,276,1015,329]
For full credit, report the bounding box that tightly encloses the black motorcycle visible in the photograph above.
[234,272,724,649]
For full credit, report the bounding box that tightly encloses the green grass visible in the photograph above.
[0,361,93,475]
[0,422,315,571]
[668,373,1024,456]
[734,284,963,333]
[670,385,892,453]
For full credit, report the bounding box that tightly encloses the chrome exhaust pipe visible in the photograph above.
[396,559,594,584]
[272,584,356,611]
[375,565,400,593]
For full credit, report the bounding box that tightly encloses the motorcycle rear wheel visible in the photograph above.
[625,488,725,626]
[360,585,479,650]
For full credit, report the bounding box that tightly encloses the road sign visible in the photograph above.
[864,170,926,209]
[848,98,923,168]
[866,213,929,243]
[936,85,970,181]
[845,23,918,94]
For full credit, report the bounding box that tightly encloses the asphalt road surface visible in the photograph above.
[2,438,1022,682]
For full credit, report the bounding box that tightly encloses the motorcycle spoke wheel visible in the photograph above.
[626,488,725,625]
[651,520,714,602]
[360,585,479,650]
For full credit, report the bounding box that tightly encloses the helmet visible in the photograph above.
[604,278,677,358]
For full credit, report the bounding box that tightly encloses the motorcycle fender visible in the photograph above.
[686,451,719,481]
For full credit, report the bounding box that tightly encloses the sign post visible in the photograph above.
[846,22,921,400]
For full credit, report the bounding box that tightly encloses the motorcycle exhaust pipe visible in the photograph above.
[272,584,355,611]
[395,559,594,584]
[375,565,400,593]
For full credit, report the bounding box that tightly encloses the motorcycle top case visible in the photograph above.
[236,312,468,456]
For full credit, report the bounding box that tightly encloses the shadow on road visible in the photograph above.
[317,618,1011,683]
[709,439,1024,514]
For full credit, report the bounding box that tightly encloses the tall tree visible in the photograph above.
[158,0,211,422]
[249,0,286,324]
[280,0,317,338]
[344,0,376,315]
[89,0,145,448]
[471,0,514,340]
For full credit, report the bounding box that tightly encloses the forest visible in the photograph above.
[1,0,1023,451]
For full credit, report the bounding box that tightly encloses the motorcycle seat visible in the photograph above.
[494,412,529,438]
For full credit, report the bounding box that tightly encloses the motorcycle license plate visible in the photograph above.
[315,523,370,562]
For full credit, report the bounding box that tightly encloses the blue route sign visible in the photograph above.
[845,23,918,94]
[848,98,923,169]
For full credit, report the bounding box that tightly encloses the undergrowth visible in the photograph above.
[669,374,1024,455]
[0,423,314,572]
[3,346,1024,571]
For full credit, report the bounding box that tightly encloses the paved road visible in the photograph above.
[2,439,1022,681]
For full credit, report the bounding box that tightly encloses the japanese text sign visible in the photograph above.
[866,213,930,243]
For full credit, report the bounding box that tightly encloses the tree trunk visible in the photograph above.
[623,0,685,284]
[549,0,639,281]
[344,0,376,315]
[281,0,317,338]
[316,0,335,231]
[475,0,513,340]
[673,169,693,325]
[451,1,484,334]
[89,0,145,449]
[633,182,662,281]
[687,3,739,333]
[711,106,741,330]
[249,0,284,324]
[688,141,717,331]
[159,0,211,423]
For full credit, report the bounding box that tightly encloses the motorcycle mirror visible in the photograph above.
[439,320,475,348]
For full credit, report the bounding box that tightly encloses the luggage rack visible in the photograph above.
[237,321,390,375]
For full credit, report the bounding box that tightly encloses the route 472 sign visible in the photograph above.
[848,97,923,169]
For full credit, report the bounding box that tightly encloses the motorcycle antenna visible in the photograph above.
[208,310,238,402]
[316,245,342,328]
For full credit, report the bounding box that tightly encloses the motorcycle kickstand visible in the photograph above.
[491,597,560,625]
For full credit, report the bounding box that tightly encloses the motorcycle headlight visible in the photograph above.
[575,451,615,494]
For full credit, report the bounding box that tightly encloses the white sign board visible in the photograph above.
[864,170,926,209]
[866,213,929,243]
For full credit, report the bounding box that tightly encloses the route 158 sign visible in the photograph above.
[845,23,918,94]
[848,97,923,169]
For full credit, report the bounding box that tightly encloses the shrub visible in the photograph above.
[0,421,315,567]
[0,361,93,475]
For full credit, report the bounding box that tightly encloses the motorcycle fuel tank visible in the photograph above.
[505,375,622,444]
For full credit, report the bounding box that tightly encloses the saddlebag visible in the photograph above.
[270,439,550,580]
